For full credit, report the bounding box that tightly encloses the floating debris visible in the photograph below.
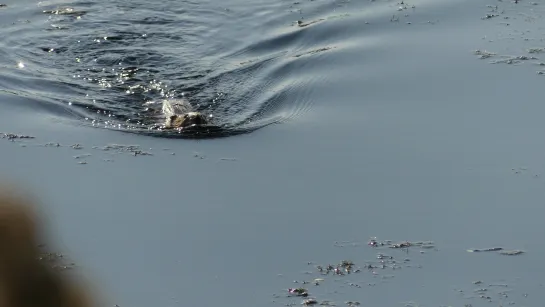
[467,248,524,256]
[296,19,324,27]
[37,245,76,272]
[74,154,91,159]
[499,250,524,256]
[133,150,153,156]
[390,241,411,248]
[467,247,503,252]
[288,288,309,297]
[368,237,435,249]
[489,283,509,287]
[528,47,545,53]
[489,55,538,65]
[100,144,141,152]
[339,260,354,274]
[302,299,318,306]
[474,49,496,59]
[368,237,383,247]
[99,144,152,156]
[481,13,499,20]
[315,260,360,276]
[515,55,537,61]
[1,133,35,140]
[193,152,206,159]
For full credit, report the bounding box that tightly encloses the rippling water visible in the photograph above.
[0,0,366,138]
[4,0,545,307]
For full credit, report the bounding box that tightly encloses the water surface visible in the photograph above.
[1,0,545,306]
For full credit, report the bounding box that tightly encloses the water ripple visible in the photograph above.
[0,0,361,138]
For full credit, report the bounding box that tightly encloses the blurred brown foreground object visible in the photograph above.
[0,185,95,307]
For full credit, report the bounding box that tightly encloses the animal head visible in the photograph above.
[168,112,208,128]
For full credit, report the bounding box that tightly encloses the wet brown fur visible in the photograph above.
[166,112,208,129]
[0,187,93,307]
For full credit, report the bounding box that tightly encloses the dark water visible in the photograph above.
[0,0,352,138]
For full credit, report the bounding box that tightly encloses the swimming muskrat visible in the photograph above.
[160,99,211,129]
[140,98,226,137]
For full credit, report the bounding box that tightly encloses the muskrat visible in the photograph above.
[161,99,210,129]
